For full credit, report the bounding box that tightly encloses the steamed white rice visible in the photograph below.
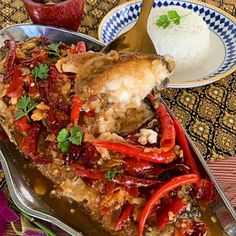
[148,6,210,72]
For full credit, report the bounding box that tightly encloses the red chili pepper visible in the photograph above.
[173,118,214,199]
[156,103,176,152]
[39,50,48,61]
[74,166,160,188]
[31,48,48,62]
[195,179,214,203]
[156,197,187,229]
[173,118,199,177]
[191,222,207,236]
[13,116,30,133]
[74,165,105,180]
[70,95,83,124]
[175,221,207,236]
[92,140,175,164]
[28,77,38,95]
[6,77,24,99]
[113,175,161,188]
[24,75,38,95]
[148,94,176,152]
[115,203,134,231]
[21,123,41,158]
[124,158,153,175]
[138,174,199,236]
[4,39,16,71]
[174,221,194,236]
[6,65,24,99]
[69,41,86,54]
[125,186,139,197]
[11,65,22,79]
[85,110,96,118]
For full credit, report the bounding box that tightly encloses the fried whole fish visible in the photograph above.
[0,38,209,236]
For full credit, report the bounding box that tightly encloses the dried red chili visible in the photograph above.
[13,116,30,133]
[173,117,199,177]
[124,158,153,175]
[138,174,199,236]
[156,197,187,229]
[4,39,17,71]
[156,103,176,152]
[6,77,23,99]
[21,123,41,157]
[70,95,83,124]
[195,179,214,203]
[115,203,134,231]
[148,94,176,152]
[74,166,161,188]
[92,140,175,164]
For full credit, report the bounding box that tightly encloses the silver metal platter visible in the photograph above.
[0,24,235,236]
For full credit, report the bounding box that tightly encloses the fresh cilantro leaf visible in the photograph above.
[15,95,36,120]
[105,170,124,181]
[167,10,181,24]
[69,127,83,145]
[57,127,83,153]
[32,64,49,80]
[48,42,61,57]
[156,15,170,29]
[156,10,190,29]
[15,110,25,120]
[58,140,70,153]
[57,128,70,153]
[57,128,69,143]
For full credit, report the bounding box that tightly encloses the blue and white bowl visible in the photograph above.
[98,0,236,88]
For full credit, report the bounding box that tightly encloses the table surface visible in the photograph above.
[0,0,235,235]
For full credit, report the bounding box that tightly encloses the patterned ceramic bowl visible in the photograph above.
[22,0,84,31]
[98,0,236,88]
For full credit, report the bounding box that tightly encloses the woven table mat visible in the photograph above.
[0,0,235,235]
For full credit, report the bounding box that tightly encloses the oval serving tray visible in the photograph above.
[0,24,236,236]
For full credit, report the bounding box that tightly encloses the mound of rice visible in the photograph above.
[148,6,210,72]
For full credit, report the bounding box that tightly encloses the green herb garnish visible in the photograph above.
[69,127,84,145]
[105,170,124,181]
[156,10,190,29]
[48,42,61,57]
[15,95,36,120]
[32,64,49,80]
[57,127,83,153]
[57,128,70,153]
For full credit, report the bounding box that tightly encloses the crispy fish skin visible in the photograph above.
[56,51,175,107]
[56,51,175,134]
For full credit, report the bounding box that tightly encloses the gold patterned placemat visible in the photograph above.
[162,74,236,160]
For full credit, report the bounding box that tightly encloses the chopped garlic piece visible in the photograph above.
[10,97,17,105]
[31,109,43,121]
[211,216,217,223]
[138,128,157,145]
[36,102,49,110]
